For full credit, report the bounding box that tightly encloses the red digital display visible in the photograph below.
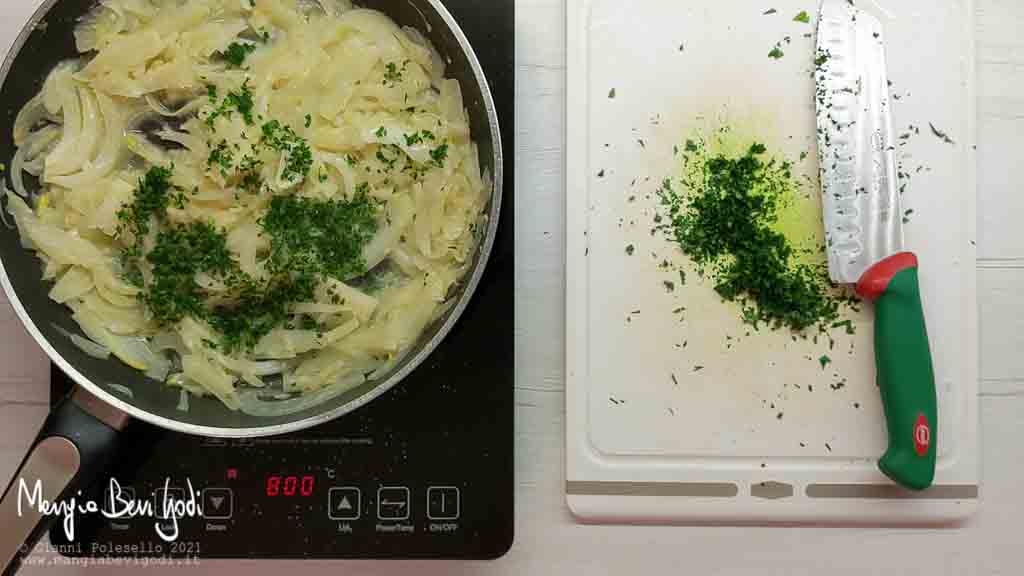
[265,475,315,497]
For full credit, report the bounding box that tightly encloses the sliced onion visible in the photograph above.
[167,373,208,397]
[106,383,134,398]
[307,0,355,16]
[155,128,205,154]
[182,354,241,410]
[6,123,58,197]
[52,323,112,360]
[290,302,350,315]
[20,126,62,177]
[315,278,378,322]
[362,193,416,272]
[41,258,65,281]
[41,61,78,115]
[322,318,359,345]
[151,330,186,352]
[80,292,148,335]
[4,191,35,242]
[124,132,170,165]
[368,346,413,380]
[237,374,364,417]
[74,2,126,52]
[176,389,190,412]
[74,22,99,53]
[0,193,13,230]
[429,297,457,324]
[49,267,94,303]
[72,305,158,372]
[145,93,202,118]
[44,79,87,177]
[93,267,141,303]
[13,93,48,146]
[9,146,31,199]
[252,329,322,359]
[49,92,124,189]
[34,225,107,268]
[145,355,172,383]
[239,360,287,377]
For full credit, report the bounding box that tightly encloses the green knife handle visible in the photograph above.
[856,252,937,491]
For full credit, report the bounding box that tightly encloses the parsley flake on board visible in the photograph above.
[928,122,956,145]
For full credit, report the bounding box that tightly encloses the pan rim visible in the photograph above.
[0,0,504,438]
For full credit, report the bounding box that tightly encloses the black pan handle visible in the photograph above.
[0,387,127,575]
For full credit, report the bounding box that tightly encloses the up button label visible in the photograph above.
[328,487,362,521]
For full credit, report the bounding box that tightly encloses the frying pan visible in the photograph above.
[0,1,502,572]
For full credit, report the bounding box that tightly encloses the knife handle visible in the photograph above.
[856,252,937,491]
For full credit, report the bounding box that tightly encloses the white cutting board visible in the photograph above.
[565,0,979,524]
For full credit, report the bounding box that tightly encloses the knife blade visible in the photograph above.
[815,0,937,491]
[815,0,901,284]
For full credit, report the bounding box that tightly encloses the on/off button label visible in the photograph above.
[427,487,460,521]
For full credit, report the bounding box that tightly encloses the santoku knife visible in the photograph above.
[815,0,937,490]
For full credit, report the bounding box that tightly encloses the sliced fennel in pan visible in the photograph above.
[4,0,490,414]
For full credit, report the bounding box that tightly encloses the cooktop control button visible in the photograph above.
[202,487,234,520]
[153,487,185,520]
[100,485,136,515]
[427,487,460,520]
[376,486,411,521]
[328,487,361,521]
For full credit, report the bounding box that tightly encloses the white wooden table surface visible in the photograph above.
[2,0,1023,574]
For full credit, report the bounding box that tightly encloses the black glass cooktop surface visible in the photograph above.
[49,0,514,560]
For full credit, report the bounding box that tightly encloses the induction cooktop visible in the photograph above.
[48,0,514,560]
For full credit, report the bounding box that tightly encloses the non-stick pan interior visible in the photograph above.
[0,0,501,435]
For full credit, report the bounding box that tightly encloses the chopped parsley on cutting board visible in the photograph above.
[654,132,857,335]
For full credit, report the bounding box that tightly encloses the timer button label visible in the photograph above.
[376,486,410,521]
[202,487,234,520]
[328,487,361,521]
[101,484,135,515]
